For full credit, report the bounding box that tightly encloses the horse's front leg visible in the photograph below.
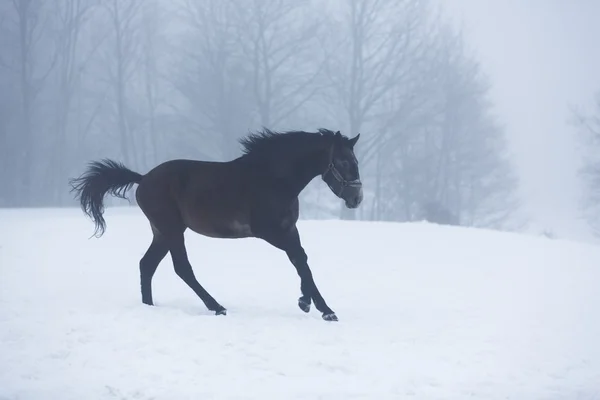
[259,225,338,321]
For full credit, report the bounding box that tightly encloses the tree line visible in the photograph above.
[0,0,521,231]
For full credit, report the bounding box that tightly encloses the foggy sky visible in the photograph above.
[440,0,600,239]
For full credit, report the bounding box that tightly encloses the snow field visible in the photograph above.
[1,207,600,399]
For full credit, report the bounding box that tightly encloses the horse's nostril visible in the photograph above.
[345,195,361,208]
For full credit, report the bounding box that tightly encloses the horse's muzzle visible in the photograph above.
[344,185,363,209]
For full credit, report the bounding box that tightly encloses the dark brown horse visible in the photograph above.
[69,128,362,321]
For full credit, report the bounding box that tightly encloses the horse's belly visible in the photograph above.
[187,219,253,239]
[178,190,253,239]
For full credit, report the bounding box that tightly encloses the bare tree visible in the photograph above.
[139,0,161,167]
[171,0,254,160]
[48,0,98,203]
[98,0,144,166]
[6,0,59,205]
[320,0,432,219]
[434,29,520,230]
[373,24,521,230]
[0,2,18,205]
[571,92,600,235]
[229,0,322,128]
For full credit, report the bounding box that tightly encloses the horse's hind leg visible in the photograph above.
[140,232,169,306]
[136,183,225,315]
[168,232,227,315]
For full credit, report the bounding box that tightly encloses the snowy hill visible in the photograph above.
[1,207,599,399]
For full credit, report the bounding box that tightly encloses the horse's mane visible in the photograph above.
[238,128,337,161]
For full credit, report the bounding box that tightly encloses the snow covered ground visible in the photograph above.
[1,207,600,399]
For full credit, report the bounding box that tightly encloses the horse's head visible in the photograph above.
[322,131,363,209]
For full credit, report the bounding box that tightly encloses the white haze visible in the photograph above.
[440,0,600,240]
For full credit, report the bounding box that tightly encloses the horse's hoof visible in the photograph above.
[215,308,227,316]
[142,299,154,306]
[322,312,338,322]
[298,298,311,313]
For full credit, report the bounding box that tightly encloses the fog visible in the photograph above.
[441,0,600,239]
[1,0,598,240]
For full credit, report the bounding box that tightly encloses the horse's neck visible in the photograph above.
[282,150,326,198]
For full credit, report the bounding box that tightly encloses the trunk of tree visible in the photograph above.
[16,0,34,206]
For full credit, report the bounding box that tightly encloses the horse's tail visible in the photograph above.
[69,159,143,238]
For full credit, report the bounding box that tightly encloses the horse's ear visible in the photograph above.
[349,133,360,148]
[335,130,341,138]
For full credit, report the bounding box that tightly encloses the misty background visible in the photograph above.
[1,0,599,241]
